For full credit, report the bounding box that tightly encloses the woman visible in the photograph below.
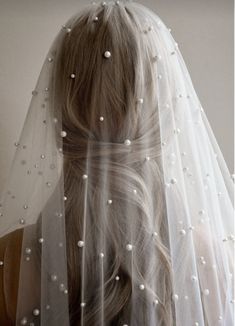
[0,1,234,325]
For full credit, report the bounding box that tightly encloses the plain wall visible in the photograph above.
[0,0,233,188]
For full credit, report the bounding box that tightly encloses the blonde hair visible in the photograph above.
[53,2,173,325]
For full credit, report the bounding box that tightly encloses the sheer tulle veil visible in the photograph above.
[0,1,234,325]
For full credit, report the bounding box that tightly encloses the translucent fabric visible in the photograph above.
[0,1,234,326]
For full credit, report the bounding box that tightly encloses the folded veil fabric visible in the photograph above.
[0,1,234,325]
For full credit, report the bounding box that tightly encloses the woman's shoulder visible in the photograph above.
[0,228,24,325]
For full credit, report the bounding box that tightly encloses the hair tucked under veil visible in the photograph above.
[0,1,234,326]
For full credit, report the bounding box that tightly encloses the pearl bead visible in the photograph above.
[107,199,112,205]
[174,128,181,134]
[153,299,159,305]
[23,205,28,209]
[59,283,65,291]
[38,238,44,243]
[104,51,111,58]
[93,16,99,22]
[40,154,46,159]
[20,317,28,325]
[48,57,53,62]
[80,302,86,307]
[203,289,210,295]
[51,274,58,282]
[64,196,67,201]
[32,308,40,316]
[66,28,71,33]
[198,210,205,215]
[139,284,145,290]
[25,248,31,254]
[218,316,223,321]
[133,189,137,194]
[115,275,120,281]
[0,261,4,266]
[170,178,177,184]
[179,229,186,236]
[157,74,162,80]
[126,244,133,251]
[100,252,105,258]
[77,240,84,247]
[70,73,75,79]
[53,118,58,123]
[194,323,199,326]
[99,116,104,121]
[145,156,150,161]
[191,275,197,282]
[173,294,179,301]
[19,218,25,225]
[82,174,88,180]
[137,98,144,104]
[152,231,158,237]
[61,131,67,137]
[184,295,189,300]
[102,1,107,6]
[124,139,131,146]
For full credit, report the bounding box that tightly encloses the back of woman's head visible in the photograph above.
[52,2,173,325]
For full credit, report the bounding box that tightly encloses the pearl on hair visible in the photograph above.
[126,243,133,251]
[100,252,105,258]
[153,299,159,305]
[50,274,58,282]
[48,57,53,62]
[32,309,40,316]
[61,131,67,137]
[80,302,86,307]
[99,116,104,121]
[124,139,131,146]
[179,229,186,236]
[25,248,32,255]
[38,238,44,244]
[82,174,88,180]
[170,178,177,184]
[20,317,28,325]
[107,199,112,205]
[115,275,120,281]
[70,73,76,79]
[77,240,85,247]
[93,16,99,22]
[19,218,25,225]
[137,98,144,104]
[0,261,3,266]
[139,284,145,290]
[203,289,210,296]
[104,51,111,58]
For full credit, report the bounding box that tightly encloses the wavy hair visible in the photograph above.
[52,2,174,325]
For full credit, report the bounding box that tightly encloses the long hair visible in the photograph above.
[52,2,173,325]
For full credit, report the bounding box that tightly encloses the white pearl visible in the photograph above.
[93,16,99,22]
[59,283,65,291]
[61,131,67,137]
[23,205,28,209]
[184,295,189,300]
[99,116,104,121]
[145,156,150,161]
[157,74,162,80]
[183,167,189,173]
[124,139,131,146]
[70,73,76,79]
[102,1,107,6]
[104,51,111,58]
[19,218,25,225]
[40,154,46,159]
[203,289,210,295]
[126,244,133,251]
[100,252,105,258]
[137,98,144,104]
[80,302,86,307]
[48,57,53,62]
[188,225,195,231]
[133,189,137,194]
[53,118,58,123]
[173,294,179,301]
[139,284,145,290]
[218,316,223,321]
[0,261,3,266]
[20,317,28,325]
[64,196,67,201]
[66,28,71,33]
[152,231,158,237]
[82,174,88,180]
[25,248,31,254]
[33,308,40,316]
[198,210,205,215]
[179,229,186,236]
[174,128,181,134]
[51,274,58,282]
[170,178,177,184]
[77,240,84,247]
[153,299,159,305]
[107,199,112,205]
[115,275,120,281]
[191,275,197,282]
[38,238,44,243]
[194,323,199,326]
